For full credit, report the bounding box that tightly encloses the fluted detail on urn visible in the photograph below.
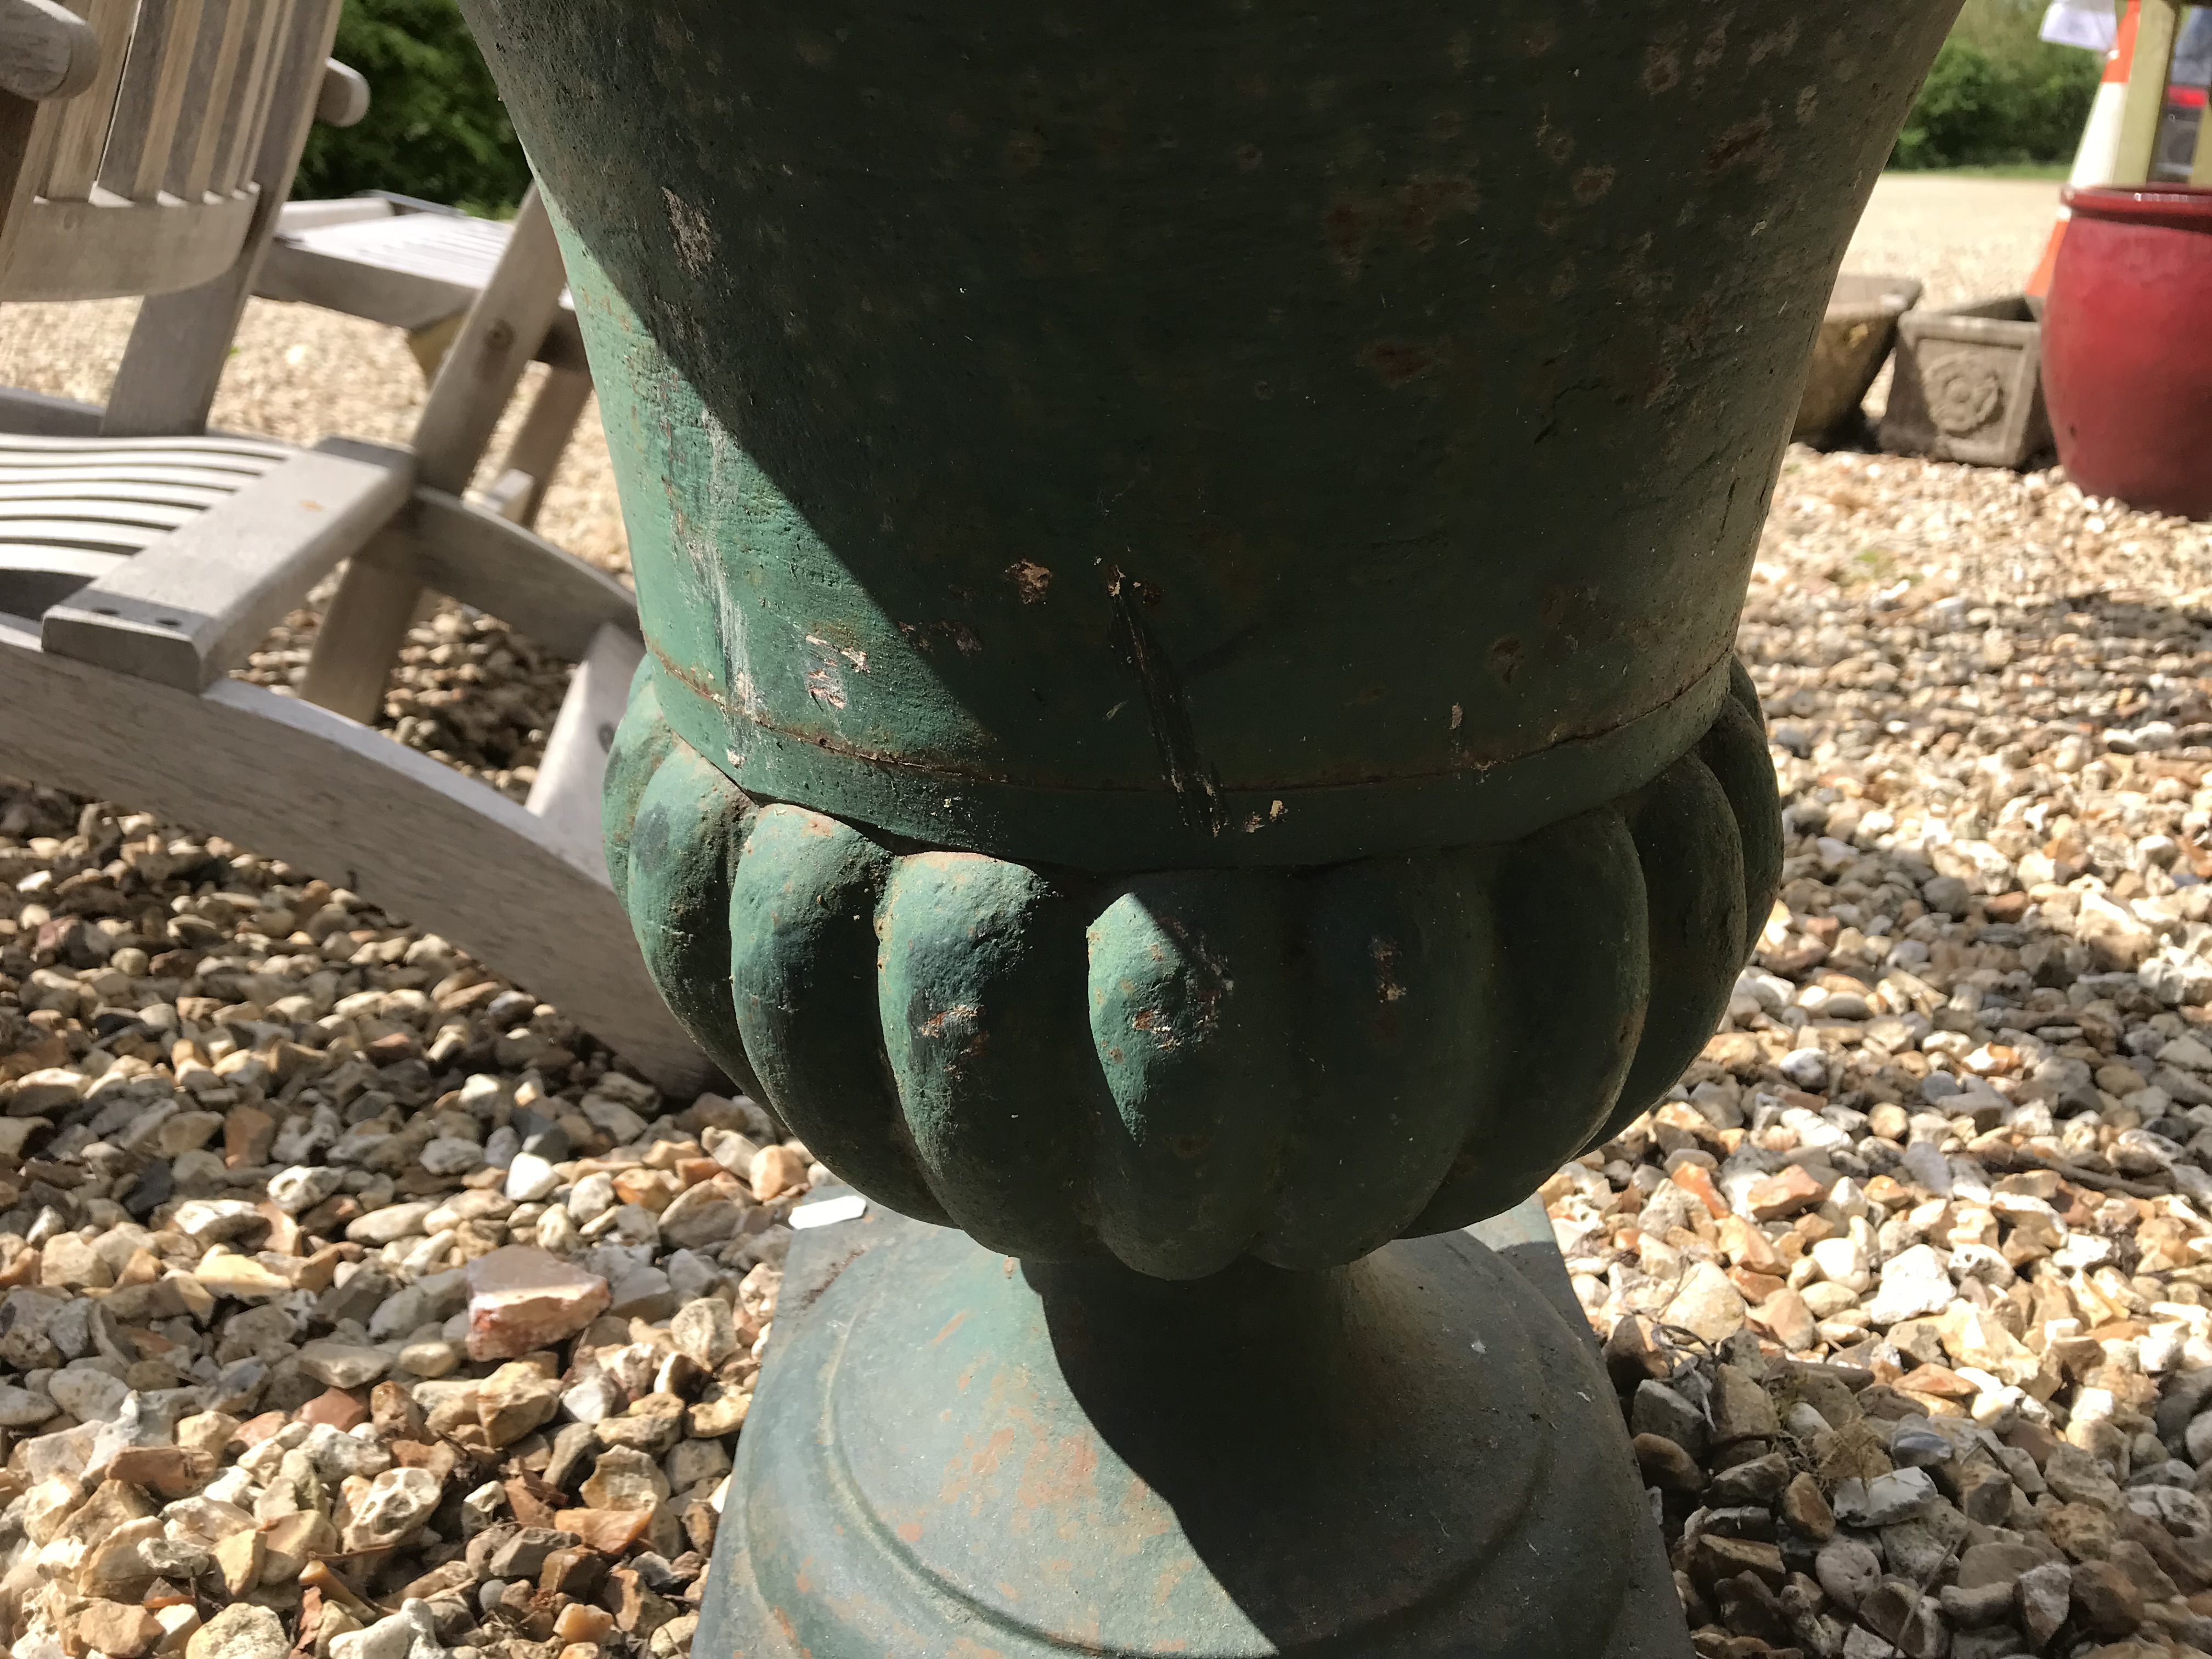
[605,657,1781,1277]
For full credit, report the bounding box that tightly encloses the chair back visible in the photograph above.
[0,0,338,302]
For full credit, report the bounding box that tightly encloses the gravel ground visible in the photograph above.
[2,177,2205,1659]
[1575,455,2212,1659]
[1843,175,2059,311]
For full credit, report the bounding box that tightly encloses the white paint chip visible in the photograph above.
[791,1193,868,1230]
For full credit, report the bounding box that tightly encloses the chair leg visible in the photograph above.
[298,526,421,723]
[497,365,594,531]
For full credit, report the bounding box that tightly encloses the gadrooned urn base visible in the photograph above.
[700,1207,1675,1658]
[601,657,1781,1275]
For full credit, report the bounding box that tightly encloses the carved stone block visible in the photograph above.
[1880,296,2053,470]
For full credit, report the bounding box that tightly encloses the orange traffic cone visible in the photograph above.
[2029,0,2140,295]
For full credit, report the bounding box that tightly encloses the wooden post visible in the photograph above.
[489,363,591,529]
[2112,0,2183,185]
[299,187,569,721]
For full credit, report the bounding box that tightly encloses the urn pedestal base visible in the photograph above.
[701,1199,1692,1659]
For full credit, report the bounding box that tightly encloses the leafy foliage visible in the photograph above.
[1892,2,2102,170]
[296,0,529,215]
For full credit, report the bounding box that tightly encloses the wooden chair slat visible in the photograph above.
[0,543,127,574]
[39,0,135,202]
[97,0,204,202]
[171,0,252,202]
[43,441,413,690]
[0,431,290,457]
[0,498,204,528]
[209,0,278,195]
[0,463,271,489]
[0,448,271,469]
[0,479,235,510]
[0,437,284,461]
[227,0,297,193]
[0,517,173,550]
[132,0,211,201]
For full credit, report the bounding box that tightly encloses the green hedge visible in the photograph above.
[1891,10,2102,169]
[295,0,529,215]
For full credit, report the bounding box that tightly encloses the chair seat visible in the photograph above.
[0,431,294,616]
[286,207,521,292]
[260,203,585,371]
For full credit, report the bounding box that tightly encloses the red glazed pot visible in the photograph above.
[2044,184,2212,519]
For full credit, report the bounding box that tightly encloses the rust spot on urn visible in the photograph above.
[1323,197,1378,277]
[1324,176,1475,275]
[1015,1432,1100,1513]
[1749,19,1803,64]
[1706,114,1774,174]
[928,1310,969,1347]
[1396,173,1479,248]
[1359,340,1446,385]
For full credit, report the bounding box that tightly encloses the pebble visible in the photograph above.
[504,1152,562,1204]
[329,1600,444,1659]
[296,1339,391,1389]
[1664,1260,1748,1343]
[81,1601,163,1659]
[1818,1537,1884,1610]
[1833,1466,1939,1528]
[185,1605,287,1659]
[465,1245,612,1361]
[2017,1559,2074,1645]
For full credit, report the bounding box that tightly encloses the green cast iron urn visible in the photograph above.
[454,0,1959,1651]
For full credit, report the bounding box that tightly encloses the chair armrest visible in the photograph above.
[317,60,369,128]
[0,0,98,100]
[41,441,416,691]
[276,198,402,235]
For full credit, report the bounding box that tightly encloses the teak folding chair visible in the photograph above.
[0,0,710,1094]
